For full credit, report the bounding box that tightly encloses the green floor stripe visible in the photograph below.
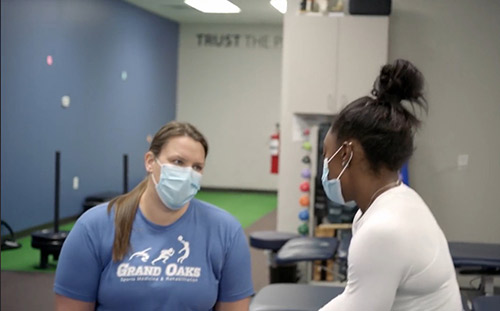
[1,191,276,272]
[1,223,74,272]
[195,191,277,229]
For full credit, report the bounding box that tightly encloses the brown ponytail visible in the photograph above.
[107,179,148,261]
[107,121,208,261]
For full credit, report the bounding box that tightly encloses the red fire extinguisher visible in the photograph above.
[270,123,280,174]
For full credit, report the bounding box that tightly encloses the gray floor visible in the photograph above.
[1,270,55,311]
[0,210,276,311]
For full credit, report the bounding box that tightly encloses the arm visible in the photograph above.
[54,219,102,306]
[319,225,409,311]
[217,227,254,307]
[55,294,95,311]
[215,297,250,311]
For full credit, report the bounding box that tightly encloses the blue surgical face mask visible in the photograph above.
[152,159,202,210]
[321,143,357,208]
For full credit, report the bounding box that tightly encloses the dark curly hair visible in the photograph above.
[331,59,428,173]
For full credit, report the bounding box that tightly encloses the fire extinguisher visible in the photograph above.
[270,123,280,174]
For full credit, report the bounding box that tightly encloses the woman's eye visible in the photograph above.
[193,166,203,172]
[173,159,183,165]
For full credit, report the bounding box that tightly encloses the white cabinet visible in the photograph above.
[282,14,389,115]
[283,16,339,115]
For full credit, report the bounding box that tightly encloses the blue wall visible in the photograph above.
[1,0,179,233]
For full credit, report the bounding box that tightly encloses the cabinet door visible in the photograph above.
[283,15,339,115]
[336,16,389,110]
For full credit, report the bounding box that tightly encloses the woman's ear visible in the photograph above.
[341,141,354,166]
[144,151,155,173]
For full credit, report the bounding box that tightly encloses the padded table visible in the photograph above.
[449,242,500,296]
[449,242,500,269]
[249,231,302,283]
[276,237,339,265]
[472,295,500,311]
[250,284,344,311]
[249,231,299,252]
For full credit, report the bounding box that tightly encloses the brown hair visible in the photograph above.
[107,121,208,261]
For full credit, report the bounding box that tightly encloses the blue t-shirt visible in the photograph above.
[54,199,254,310]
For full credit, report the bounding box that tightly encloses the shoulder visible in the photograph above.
[354,185,428,250]
[76,203,115,233]
[383,184,427,208]
[190,199,244,242]
[368,184,428,223]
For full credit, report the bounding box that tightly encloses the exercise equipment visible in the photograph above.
[31,151,69,269]
[300,181,310,192]
[299,195,310,207]
[298,209,309,221]
[82,154,129,213]
[301,168,311,179]
[302,141,312,151]
[297,223,309,235]
[301,156,311,164]
[1,220,22,250]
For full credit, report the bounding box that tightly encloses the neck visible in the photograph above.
[139,181,189,226]
[354,170,400,214]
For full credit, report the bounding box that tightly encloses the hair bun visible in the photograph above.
[372,59,425,104]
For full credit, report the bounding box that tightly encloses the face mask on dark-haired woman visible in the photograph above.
[321,144,357,208]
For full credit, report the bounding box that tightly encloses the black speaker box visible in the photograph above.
[349,0,391,15]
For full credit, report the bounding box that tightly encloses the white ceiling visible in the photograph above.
[123,0,284,24]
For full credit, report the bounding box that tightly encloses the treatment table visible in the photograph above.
[250,238,500,311]
[449,242,500,296]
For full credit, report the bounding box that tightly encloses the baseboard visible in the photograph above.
[2,216,79,240]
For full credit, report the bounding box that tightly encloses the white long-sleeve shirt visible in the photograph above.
[319,184,462,311]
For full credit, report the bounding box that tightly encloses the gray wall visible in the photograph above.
[390,0,500,243]
[177,24,282,191]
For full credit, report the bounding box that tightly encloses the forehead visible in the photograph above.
[160,136,205,160]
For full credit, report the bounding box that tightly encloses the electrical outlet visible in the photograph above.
[73,176,79,190]
[457,154,469,169]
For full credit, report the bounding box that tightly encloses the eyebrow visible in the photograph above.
[169,154,205,166]
[193,160,205,167]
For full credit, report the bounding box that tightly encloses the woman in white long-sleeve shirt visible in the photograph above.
[319,59,462,311]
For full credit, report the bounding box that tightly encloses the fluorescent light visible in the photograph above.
[185,0,241,13]
[270,0,287,14]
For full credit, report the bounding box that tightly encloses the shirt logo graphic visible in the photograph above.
[117,235,199,283]
[177,235,190,263]
[151,248,175,265]
[129,247,152,262]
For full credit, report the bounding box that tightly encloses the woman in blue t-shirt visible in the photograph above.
[55,121,254,310]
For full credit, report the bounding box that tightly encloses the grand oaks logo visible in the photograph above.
[117,236,201,283]
[117,263,201,278]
